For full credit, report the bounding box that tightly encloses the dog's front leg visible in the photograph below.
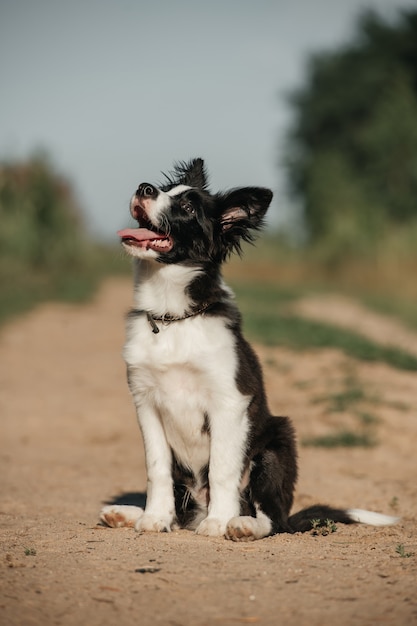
[134,401,175,533]
[196,398,249,537]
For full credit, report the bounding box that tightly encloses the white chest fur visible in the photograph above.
[124,312,247,476]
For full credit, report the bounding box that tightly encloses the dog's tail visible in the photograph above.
[287,504,399,532]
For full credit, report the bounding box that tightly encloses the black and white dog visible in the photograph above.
[100,158,397,541]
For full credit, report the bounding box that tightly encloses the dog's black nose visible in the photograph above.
[137,183,157,198]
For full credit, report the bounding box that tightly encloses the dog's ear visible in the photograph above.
[168,158,209,190]
[216,187,273,257]
[182,158,208,189]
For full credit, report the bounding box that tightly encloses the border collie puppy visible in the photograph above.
[100,158,397,540]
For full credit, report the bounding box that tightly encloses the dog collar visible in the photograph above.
[136,304,212,334]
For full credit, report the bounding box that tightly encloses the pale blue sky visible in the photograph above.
[0,0,414,239]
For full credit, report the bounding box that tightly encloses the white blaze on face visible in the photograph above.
[130,185,192,219]
[166,185,192,197]
[146,185,192,223]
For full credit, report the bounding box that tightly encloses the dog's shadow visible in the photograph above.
[103,492,147,508]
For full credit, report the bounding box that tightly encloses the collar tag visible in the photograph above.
[146,312,160,334]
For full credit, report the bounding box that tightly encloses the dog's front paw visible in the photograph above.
[135,513,172,533]
[195,517,227,537]
[100,505,144,528]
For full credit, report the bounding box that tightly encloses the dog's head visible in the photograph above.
[118,158,273,265]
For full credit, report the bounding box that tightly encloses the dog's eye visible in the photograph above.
[181,201,195,215]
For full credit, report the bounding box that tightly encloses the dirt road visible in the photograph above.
[1,278,416,626]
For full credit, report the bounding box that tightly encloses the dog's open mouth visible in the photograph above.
[117,227,173,252]
[117,204,173,253]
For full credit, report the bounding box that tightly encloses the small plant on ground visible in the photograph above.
[313,369,379,416]
[305,367,379,448]
[310,518,337,536]
[356,411,380,425]
[389,496,399,512]
[323,377,370,413]
[395,544,414,558]
[24,547,37,556]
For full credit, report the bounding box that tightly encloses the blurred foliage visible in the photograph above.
[225,233,417,369]
[0,153,126,324]
[0,152,86,268]
[283,9,417,263]
[228,277,417,371]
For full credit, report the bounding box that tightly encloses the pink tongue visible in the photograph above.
[117,228,166,241]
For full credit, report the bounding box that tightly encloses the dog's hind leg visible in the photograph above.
[100,505,144,528]
[226,416,298,541]
[225,452,293,541]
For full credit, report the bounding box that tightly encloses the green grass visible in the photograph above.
[360,293,417,332]
[229,234,417,333]
[307,370,381,447]
[240,310,417,372]
[302,430,376,448]
[0,246,128,326]
[322,386,368,412]
[313,371,378,414]
[0,271,94,325]
[228,278,417,372]
[232,281,304,308]
[356,410,380,425]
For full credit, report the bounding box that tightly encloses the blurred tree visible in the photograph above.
[0,152,119,323]
[283,9,417,253]
[0,152,85,269]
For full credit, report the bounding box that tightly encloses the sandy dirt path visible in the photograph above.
[1,278,416,626]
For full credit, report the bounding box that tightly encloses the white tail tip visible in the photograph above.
[347,508,400,526]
